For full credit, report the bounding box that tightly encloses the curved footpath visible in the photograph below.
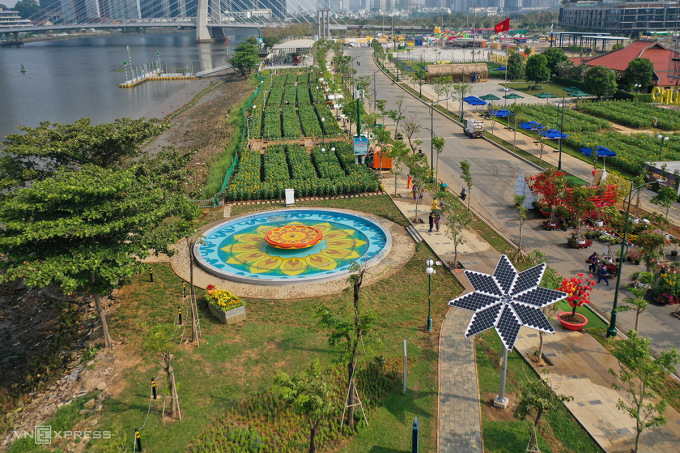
[345,47,680,453]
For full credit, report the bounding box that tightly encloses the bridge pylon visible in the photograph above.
[195,0,212,42]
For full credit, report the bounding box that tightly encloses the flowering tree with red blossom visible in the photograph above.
[558,273,596,321]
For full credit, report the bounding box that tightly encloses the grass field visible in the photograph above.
[504,80,594,100]
[15,196,460,453]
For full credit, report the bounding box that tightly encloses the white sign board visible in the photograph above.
[285,188,295,206]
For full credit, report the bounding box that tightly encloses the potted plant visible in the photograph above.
[628,248,643,265]
[557,273,595,330]
[206,284,247,324]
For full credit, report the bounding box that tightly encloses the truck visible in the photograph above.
[292,54,301,65]
[464,119,484,138]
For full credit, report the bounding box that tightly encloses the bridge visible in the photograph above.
[0,0,347,44]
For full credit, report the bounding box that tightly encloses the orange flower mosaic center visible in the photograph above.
[194,209,392,284]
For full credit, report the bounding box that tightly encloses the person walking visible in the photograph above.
[587,252,598,274]
[461,187,467,201]
[428,212,434,233]
[434,213,441,232]
[597,264,609,286]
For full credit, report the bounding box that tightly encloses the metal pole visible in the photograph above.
[356,98,361,138]
[472,4,476,62]
[403,339,407,394]
[504,40,508,107]
[559,90,565,171]
[495,346,509,406]
[426,272,432,332]
[431,104,434,175]
[607,183,639,338]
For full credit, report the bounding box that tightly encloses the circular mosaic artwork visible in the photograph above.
[194,209,392,285]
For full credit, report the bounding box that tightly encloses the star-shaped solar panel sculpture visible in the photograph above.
[448,255,567,351]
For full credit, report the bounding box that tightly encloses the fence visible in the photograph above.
[218,72,265,196]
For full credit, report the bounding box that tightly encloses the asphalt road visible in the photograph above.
[345,47,680,355]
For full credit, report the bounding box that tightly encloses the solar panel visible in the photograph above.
[448,254,567,351]
[449,292,501,312]
[511,263,545,296]
[493,255,517,294]
[466,303,503,337]
[496,307,522,351]
[464,271,502,296]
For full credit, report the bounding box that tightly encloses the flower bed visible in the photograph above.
[580,100,680,131]
[568,237,593,249]
[510,104,610,133]
[206,285,246,324]
[543,220,563,230]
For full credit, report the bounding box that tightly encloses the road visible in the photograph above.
[346,47,680,355]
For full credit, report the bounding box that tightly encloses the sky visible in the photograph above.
[2,0,19,8]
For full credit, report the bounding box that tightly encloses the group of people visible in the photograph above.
[587,252,610,286]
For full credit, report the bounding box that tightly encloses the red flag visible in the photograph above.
[494,18,510,34]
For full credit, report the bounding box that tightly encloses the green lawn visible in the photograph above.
[15,195,459,453]
[476,332,604,453]
[504,79,594,99]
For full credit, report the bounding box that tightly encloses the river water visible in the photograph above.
[0,29,256,143]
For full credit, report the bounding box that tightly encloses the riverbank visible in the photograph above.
[143,75,254,195]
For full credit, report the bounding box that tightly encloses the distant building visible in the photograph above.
[569,40,680,87]
[0,8,34,27]
[559,1,680,33]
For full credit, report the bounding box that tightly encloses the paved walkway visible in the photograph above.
[515,327,680,453]
[382,174,486,453]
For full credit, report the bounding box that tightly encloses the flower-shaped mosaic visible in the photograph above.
[448,255,568,350]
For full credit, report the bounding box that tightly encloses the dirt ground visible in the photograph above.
[144,75,254,193]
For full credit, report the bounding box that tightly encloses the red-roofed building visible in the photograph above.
[568,40,680,88]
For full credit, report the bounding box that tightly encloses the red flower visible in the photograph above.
[558,275,595,309]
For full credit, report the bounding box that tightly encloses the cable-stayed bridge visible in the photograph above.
[0,0,346,43]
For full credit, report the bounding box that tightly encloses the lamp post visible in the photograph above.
[321,117,325,145]
[634,83,641,103]
[246,116,250,140]
[607,181,659,338]
[426,259,435,332]
[658,134,669,161]
[558,90,566,171]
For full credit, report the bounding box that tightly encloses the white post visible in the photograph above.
[494,346,509,409]
[403,339,407,394]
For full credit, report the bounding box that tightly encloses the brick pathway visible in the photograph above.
[383,174,486,453]
[515,326,680,453]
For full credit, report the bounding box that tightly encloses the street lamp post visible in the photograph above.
[558,90,566,171]
[634,83,641,103]
[426,259,435,332]
[321,117,325,145]
[607,181,659,337]
[246,116,250,140]
[658,134,669,161]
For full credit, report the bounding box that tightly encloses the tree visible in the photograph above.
[513,378,573,452]
[262,35,278,49]
[440,194,472,269]
[612,42,625,51]
[507,52,526,81]
[13,0,39,18]
[584,65,618,100]
[541,48,567,74]
[650,186,676,222]
[449,82,472,120]
[273,360,335,453]
[525,54,550,88]
[514,195,528,260]
[460,160,473,211]
[0,165,199,348]
[537,264,562,362]
[315,264,378,428]
[386,96,406,137]
[609,331,680,453]
[160,350,181,419]
[409,152,431,221]
[386,139,409,196]
[0,118,168,195]
[566,187,595,239]
[619,273,654,331]
[230,38,260,77]
[624,58,655,92]
[432,136,445,181]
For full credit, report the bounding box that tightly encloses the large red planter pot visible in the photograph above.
[558,312,589,330]
[539,208,552,218]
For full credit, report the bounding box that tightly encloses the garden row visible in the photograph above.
[579,100,680,130]
[509,104,610,133]
[228,143,379,201]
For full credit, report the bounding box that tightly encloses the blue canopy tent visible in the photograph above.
[520,121,543,130]
[579,146,616,177]
[463,96,487,110]
[488,109,514,118]
[497,66,506,71]
[539,129,569,140]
